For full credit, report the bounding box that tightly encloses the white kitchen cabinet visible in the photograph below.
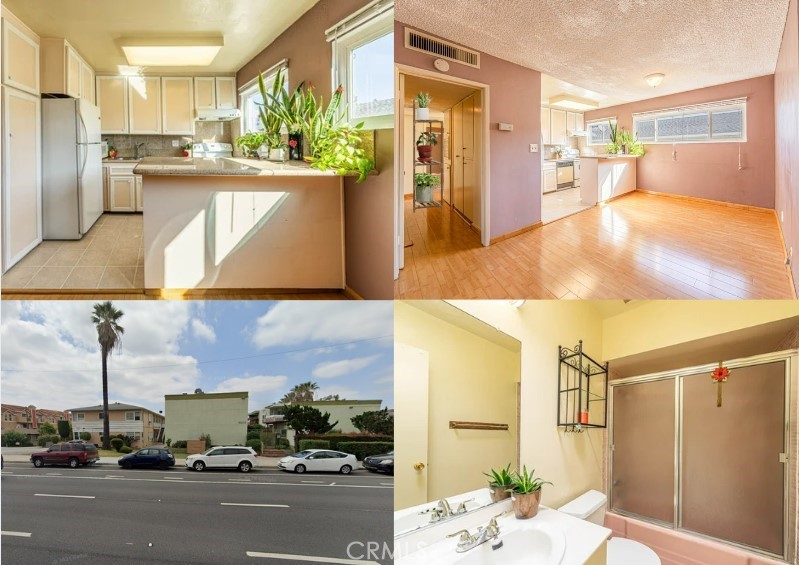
[194,77,216,110]
[96,76,128,133]
[540,107,551,145]
[576,113,584,131]
[161,77,194,135]
[108,175,136,212]
[102,165,109,211]
[80,60,94,104]
[550,109,567,145]
[2,19,39,95]
[567,112,585,134]
[128,76,161,134]
[2,86,42,271]
[40,39,94,101]
[215,77,236,109]
[543,168,557,193]
[135,175,143,211]
[66,46,81,98]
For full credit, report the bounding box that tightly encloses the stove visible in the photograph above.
[191,142,233,158]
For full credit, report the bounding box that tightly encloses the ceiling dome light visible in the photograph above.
[645,73,665,88]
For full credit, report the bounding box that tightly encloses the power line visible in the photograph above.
[0,335,392,374]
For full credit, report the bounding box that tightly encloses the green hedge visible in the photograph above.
[110,437,124,452]
[37,434,61,447]
[275,437,290,449]
[337,442,393,461]
[246,439,262,452]
[172,440,187,449]
[2,430,32,447]
[119,445,133,454]
[302,434,393,451]
[246,431,261,441]
[79,432,92,441]
[299,439,330,451]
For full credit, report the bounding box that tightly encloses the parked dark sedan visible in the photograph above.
[118,447,175,470]
[363,451,393,475]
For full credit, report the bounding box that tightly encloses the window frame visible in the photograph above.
[632,100,747,145]
[238,67,288,136]
[332,8,394,130]
[586,117,617,147]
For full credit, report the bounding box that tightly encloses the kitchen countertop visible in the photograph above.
[579,154,640,159]
[103,158,141,163]
[133,156,371,177]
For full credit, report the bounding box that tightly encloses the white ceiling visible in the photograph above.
[4,0,319,73]
[397,0,792,106]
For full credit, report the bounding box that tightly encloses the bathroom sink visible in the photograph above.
[454,526,566,565]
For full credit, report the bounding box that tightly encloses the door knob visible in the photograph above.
[413,462,425,471]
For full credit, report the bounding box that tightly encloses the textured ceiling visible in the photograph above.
[4,0,318,73]
[396,0,791,105]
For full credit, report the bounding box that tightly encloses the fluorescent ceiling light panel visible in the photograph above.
[548,94,599,111]
[119,36,223,66]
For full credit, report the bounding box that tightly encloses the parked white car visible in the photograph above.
[278,449,357,474]
[185,446,257,473]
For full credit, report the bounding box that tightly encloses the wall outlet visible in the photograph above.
[529,144,538,153]
[171,140,179,147]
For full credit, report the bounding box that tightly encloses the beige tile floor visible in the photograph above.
[541,186,594,224]
[2,213,145,290]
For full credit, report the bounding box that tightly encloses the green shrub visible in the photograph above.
[110,438,124,452]
[172,440,187,449]
[246,431,261,441]
[2,430,31,447]
[337,442,393,461]
[37,434,61,447]
[79,432,92,441]
[119,446,133,454]
[246,439,262,452]
[200,433,212,449]
[57,420,72,440]
[299,439,330,451]
[275,437,290,449]
[165,438,172,447]
[248,424,264,431]
[302,434,393,451]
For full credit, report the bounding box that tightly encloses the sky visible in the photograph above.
[0,301,393,416]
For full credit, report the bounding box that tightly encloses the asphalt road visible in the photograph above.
[1,462,394,564]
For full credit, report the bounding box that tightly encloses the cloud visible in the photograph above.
[250,302,393,349]
[311,355,381,379]
[191,319,216,343]
[213,375,288,394]
[374,375,394,384]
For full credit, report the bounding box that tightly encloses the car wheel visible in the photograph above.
[238,461,252,473]
[68,458,79,469]
[340,465,352,475]
[158,461,168,470]
[193,461,205,472]
[294,464,306,474]
[32,457,44,468]
[122,460,133,469]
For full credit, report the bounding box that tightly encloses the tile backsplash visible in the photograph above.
[104,121,234,158]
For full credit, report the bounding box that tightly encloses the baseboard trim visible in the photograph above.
[404,193,413,200]
[490,221,543,245]
[635,189,774,213]
[342,286,364,300]
[776,212,799,299]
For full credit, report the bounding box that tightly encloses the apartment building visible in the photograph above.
[165,391,248,446]
[67,402,165,448]
[1,404,71,442]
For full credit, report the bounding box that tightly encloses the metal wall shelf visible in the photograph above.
[413,102,444,211]
[558,340,608,432]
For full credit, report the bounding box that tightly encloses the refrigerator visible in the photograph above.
[41,97,104,239]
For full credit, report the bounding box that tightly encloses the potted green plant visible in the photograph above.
[416,131,438,163]
[484,464,514,502]
[310,123,375,183]
[606,120,622,154]
[235,131,267,159]
[257,69,288,162]
[509,466,552,519]
[618,128,645,156]
[414,172,440,203]
[416,92,432,120]
[263,68,307,160]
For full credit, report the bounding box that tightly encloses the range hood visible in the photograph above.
[195,108,241,122]
[568,129,588,137]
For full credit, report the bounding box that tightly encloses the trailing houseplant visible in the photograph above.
[508,466,552,519]
[310,123,374,183]
[414,172,440,203]
[235,131,267,159]
[483,464,514,502]
[416,92,432,120]
[416,131,438,163]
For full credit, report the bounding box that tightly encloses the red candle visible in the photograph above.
[579,412,589,424]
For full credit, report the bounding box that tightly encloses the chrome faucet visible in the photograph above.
[421,497,475,524]
[135,142,146,159]
[446,514,504,553]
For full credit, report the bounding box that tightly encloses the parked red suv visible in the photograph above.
[31,442,100,468]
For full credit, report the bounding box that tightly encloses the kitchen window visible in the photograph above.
[633,99,746,144]
[238,64,288,135]
[587,118,617,146]
[329,0,394,129]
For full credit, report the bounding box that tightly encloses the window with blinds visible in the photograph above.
[587,118,617,146]
[633,99,746,144]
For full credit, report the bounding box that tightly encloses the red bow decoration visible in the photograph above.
[711,366,730,383]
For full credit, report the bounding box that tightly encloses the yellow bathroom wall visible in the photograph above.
[602,301,799,361]
[448,300,606,510]
[394,302,520,507]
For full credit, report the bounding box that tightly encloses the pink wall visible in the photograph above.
[775,0,799,297]
[236,0,393,299]
[584,76,776,209]
[394,21,542,238]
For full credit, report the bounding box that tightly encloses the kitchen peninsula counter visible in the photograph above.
[579,154,639,206]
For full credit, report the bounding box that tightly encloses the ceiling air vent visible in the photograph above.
[405,28,480,69]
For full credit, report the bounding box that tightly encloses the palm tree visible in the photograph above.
[91,302,124,450]
[279,381,319,403]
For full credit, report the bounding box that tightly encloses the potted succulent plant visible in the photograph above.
[257,69,288,162]
[235,131,268,159]
[618,128,645,156]
[484,464,514,503]
[263,68,307,160]
[606,120,622,154]
[416,92,432,120]
[416,131,438,163]
[509,466,552,519]
[414,172,440,203]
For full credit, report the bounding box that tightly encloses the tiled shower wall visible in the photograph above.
[103,121,233,159]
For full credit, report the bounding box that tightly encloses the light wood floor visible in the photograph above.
[396,192,796,299]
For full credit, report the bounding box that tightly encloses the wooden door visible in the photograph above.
[461,94,475,222]
[128,76,161,134]
[215,77,236,109]
[452,100,464,213]
[66,46,81,98]
[395,342,430,510]
[194,77,216,109]
[161,77,194,135]
[96,76,128,134]
[2,87,42,270]
[2,19,39,95]
[109,176,135,212]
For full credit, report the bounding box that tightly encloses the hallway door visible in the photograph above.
[452,100,464,213]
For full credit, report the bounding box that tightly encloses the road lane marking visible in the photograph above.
[1,531,32,537]
[46,473,63,476]
[221,503,289,508]
[11,474,390,489]
[105,476,124,478]
[301,480,324,484]
[246,552,378,564]
[329,482,336,486]
[380,483,393,486]
[34,494,95,499]
[163,477,183,480]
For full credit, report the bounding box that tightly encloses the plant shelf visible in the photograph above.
[558,340,608,432]
[412,101,444,212]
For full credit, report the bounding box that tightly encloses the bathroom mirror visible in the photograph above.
[394,300,521,536]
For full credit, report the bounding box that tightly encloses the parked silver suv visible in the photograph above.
[185,446,257,472]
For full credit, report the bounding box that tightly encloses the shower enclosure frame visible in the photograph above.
[607,349,797,563]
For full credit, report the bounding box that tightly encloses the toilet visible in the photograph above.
[557,490,661,565]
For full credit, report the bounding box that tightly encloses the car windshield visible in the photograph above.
[291,450,313,458]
